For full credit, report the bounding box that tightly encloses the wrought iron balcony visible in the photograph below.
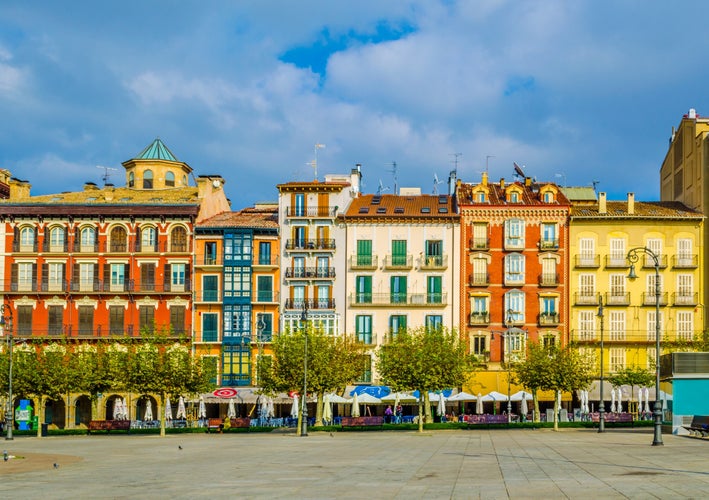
[349,255,378,270]
[574,254,600,268]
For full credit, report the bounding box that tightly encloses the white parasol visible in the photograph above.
[198,396,207,419]
[144,400,153,421]
[520,396,528,417]
[638,387,643,414]
[227,398,236,418]
[476,393,483,414]
[447,391,477,402]
[122,398,129,420]
[643,387,651,414]
[436,393,446,417]
[176,396,187,420]
[351,392,360,417]
[290,395,299,419]
[616,387,623,413]
[165,397,173,420]
[322,393,332,424]
[112,398,121,420]
[610,388,616,413]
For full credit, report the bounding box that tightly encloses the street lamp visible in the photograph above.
[597,294,605,433]
[493,309,520,424]
[627,246,663,446]
[300,303,309,437]
[1,306,14,440]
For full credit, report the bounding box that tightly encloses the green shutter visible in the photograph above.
[392,240,407,266]
[390,276,407,304]
[427,276,442,304]
[357,239,372,266]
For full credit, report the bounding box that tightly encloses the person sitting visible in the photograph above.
[384,405,393,423]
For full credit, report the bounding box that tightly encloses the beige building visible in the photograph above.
[340,189,460,383]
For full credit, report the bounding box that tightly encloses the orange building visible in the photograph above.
[456,171,570,401]
[0,138,229,426]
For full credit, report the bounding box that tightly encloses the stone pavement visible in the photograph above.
[0,428,708,499]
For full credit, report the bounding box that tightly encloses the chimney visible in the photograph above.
[627,192,635,215]
[84,182,100,191]
[499,178,505,189]
[689,108,697,119]
[525,177,532,187]
[9,178,31,200]
[350,164,362,195]
[598,192,607,214]
[482,171,488,186]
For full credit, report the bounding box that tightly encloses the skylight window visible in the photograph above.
[376,207,386,214]
[394,207,404,214]
[371,196,381,205]
[421,207,431,214]
[358,207,369,214]
[438,207,449,213]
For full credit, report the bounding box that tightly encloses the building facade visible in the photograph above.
[340,189,460,383]
[456,172,570,400]
[194,203,280,387]
[0,138,229,427]
[569,192,704,400]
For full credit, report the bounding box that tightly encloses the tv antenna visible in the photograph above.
[377,180,390,195]
[386,161,398,195]
[450,153,462,173]
[433,174,444,195]
[311,143,325,180]
[592,180,600,192]
[486,155,495,172]
[96,165,118,185]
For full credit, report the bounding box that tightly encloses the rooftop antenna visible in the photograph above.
[592,180,600,192]
[486,155,496,172]
[450,153,462,174]
[312,143,325,180]
[96,165,118,185]
[433,174,444,195]
[386,161,398,195]
[513,162,525,180]
[377,180,390,195]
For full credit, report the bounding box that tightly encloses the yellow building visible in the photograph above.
[569,192,704,402]
[660,108,709,309]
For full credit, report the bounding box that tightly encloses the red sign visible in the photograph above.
[212,388,238,398]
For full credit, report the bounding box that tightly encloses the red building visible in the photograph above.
[456,171,570,398]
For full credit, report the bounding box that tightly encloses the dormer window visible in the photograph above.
[543,191,553,203]
[510,192,519,203]
[539,184,557,203]
[506,186,523,203]
[472,186,488,203]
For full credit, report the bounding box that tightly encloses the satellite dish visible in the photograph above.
[377,180,389,195]
[212,179,221,188]
[513,162,525,178]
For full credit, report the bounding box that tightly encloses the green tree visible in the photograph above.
[607,366,655,407]
[377,326,476,432]
[260,325,366,433]
[515,342,595,430]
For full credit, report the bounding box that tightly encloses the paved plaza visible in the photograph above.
[0,428,708,499]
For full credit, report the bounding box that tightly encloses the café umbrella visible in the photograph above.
[227,398,236,418]
[176,396,187,420]
[290,395,299,419]
[165,397,173,420]
[198,396,207,419]
[144,400,153,421]
[351,392,360,418]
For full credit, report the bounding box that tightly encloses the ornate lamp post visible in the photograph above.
[493,309,524,423]
[627,247,663,446]
[300,303,309,437]
[597,294,605,433]
[1,306,14,440]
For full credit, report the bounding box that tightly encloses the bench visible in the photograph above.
[682,415,709,437]
[206,418,223,433]
[589,412,634,424]
[228,418,251,429]
[340,416,384,428]
[465,414,511,425]
[88,420,131,434]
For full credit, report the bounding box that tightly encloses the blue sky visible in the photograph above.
[2,1,709,208]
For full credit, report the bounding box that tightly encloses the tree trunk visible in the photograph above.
[553,391,559,431]
[532,391,540,423]
[36,396,44,438]
[424,392,433,423]
[314,391,323,427]
[417,399,424,433]
[159,394,166,437]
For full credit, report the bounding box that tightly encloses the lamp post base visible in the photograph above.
[652,402,663,446]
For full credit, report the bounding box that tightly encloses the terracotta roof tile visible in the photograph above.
[343,194,457,220]
[571,201,703,218]
[199,206,279,228]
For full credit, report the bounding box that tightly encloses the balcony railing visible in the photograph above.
[469,273,490,286]
[642,254,667,268]
[538,238,559,251]
[349,255,378,270]
[672,292,698,306]
[285,267,336,279]
[285,206,338,217]
[538,313,560,326]
[574,292,599,306]
[641,292,668,306]
[470,237,489,251]
[419,254,448,270]
[672,254,698,268]
[16,324,190,339]
[538,273,559,287]
[253,255,280,267]
[468,312,490,325]
[254,291,279,303]
[605,292,630,305]
[285,239,336,251]
[195,253,223,266]
[383,255,413,270]
[348,292,447,307]
[574,255,600,268]
[284,298,336,310]
[355,333,377,346]
[570,329,701,343]
[605,255,629,268]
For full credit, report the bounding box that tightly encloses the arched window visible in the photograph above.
[19,226,35,251]
[165,171,175,187]
[128,171,135,188]
[143,169,153,189]
[80,227,96,251]
[504,253,525,285]
[182,175,187,186]
[110,226,127,252]
[141,226,157,251]
[49,226,66,251]
[170,226,187,252]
